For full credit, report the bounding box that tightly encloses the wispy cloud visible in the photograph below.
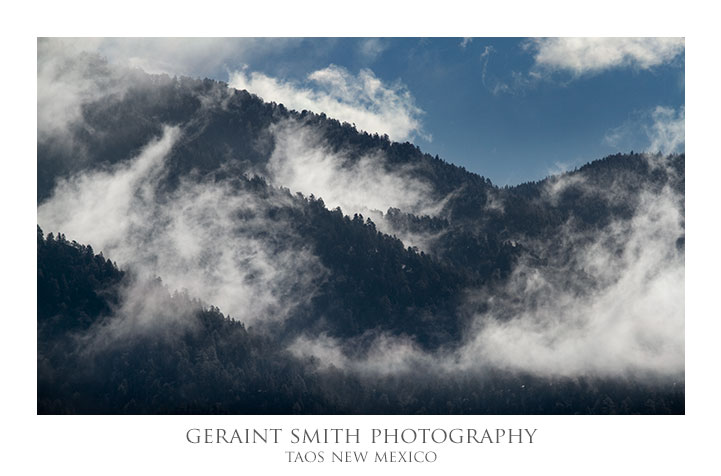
[476,44,546,96]
[358,38,387,62]
[647,106,685,154]
[528,37,684,77]
[460,37,473,48]
[229,65,427,142]
[479,45,493,85]
[261,119,447,250]
[604,105,685,155]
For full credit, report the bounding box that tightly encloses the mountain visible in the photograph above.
[37,54,685,414]
[37,227,684,414]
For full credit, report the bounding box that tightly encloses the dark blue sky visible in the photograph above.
[89,37,685,185]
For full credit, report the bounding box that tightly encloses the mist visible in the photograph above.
[290,156,685,379]
[36,42,684,383]
[37,126,326,328]
[464,185,684,378]
[37,120,684,380]
[38,39,130,149]
[263,119,448,250]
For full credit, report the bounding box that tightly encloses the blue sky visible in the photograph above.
[69,37,685,185]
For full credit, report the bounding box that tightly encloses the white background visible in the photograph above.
[2,1,718,474]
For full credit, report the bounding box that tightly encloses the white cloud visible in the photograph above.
[647,106,685,154]
[229,65,427,142]
[37,125,181,245]
[460,37,473,48]
[267,120,438,216]
[262,120,447,250]
[37,126,325,327]
[529,37,684,76]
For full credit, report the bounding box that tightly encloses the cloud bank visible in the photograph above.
[529,37,684,76]
[39,37,299,77]
[229,65,427,142]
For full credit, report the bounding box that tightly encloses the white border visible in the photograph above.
[4,1,719,474]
